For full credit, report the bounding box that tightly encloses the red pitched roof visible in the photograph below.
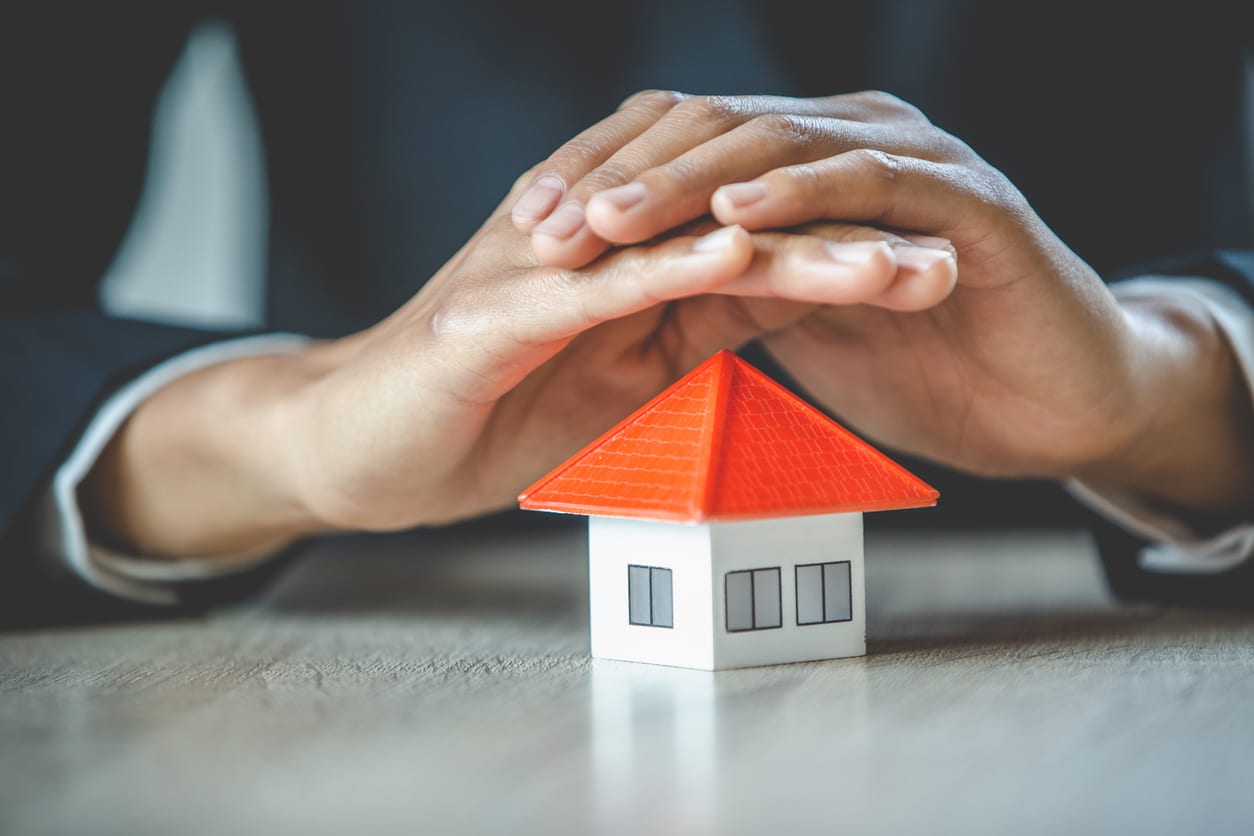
[519,350,938,522]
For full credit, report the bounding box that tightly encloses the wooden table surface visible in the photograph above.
[3,516,1253,836]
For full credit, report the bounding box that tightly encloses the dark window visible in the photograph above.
[628,565,673,628]
[796,561,852,625]
[725,568,782,632]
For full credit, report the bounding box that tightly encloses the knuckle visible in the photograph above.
[856,89,927,121]
[849,147,901,183]
[553,135,609,166]
[576,160,638,193]
[673,94,743,127]
[619,88,686,113]
[854,89,903,110]
[931,131,972,161]
[639,157,700,194]
[975,169,1028,216]
[930,163,1024,229]
[751,112,818,148]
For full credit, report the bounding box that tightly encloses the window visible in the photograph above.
[795,561,852,625]
[725,568,782,632]
[628,565,673,628]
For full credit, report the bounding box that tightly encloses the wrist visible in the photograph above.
[1069,293,1254,517]
[80,343,337,559]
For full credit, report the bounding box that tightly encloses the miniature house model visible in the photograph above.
[519,351,937,670]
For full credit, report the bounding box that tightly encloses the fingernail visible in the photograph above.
[896,246,955,270]
[826,240,889,265]
[594,182,648,213]
[906,235,954,252]
[717,182,768,209]
[692,225,742,253]
[512,176,565,223]
[534,201,586,241]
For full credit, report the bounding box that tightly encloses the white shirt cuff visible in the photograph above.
[1068,277,1254,575]
[34,333,310,604]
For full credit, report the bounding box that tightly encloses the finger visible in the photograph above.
[530,97,747,269]
[531,93,953,269]
[716,236,899,305]
[812,89,932,125]
[714,232,957,311]
[510,90,686,232]
[873,244,959,311]
[585,114,880,246]
[711,149,1000,241]
[577,114,952,259]
[794,225,959,311]
[530,94,856,269]
[437,225,755,353]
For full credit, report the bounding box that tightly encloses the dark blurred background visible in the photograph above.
[81,2,1251,533]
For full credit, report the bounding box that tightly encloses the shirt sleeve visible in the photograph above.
[33,333,310,605]
[1068,276,1254,576]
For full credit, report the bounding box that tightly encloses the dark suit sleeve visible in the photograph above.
[1094,249,1254,608]
[0,4,280,625]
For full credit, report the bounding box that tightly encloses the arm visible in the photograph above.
[0,4,274,619]
[504,90,1254,599]
[1081,253,1254,607]
[0,312,266,625]
[73,167,956,561]
[1070,269,1254,525]
[3,2,955,615]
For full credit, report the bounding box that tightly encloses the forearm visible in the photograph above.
[1072,291,1254,522]
[78,348,333,558]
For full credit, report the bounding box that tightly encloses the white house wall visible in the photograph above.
[709,513,866,669]
[588,517,716,670]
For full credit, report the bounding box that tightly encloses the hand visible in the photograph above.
[510,91,1254,516]
[81,169,953,557]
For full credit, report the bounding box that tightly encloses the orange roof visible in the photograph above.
[519,351,937,522]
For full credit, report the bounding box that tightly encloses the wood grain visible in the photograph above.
[3,517,1253,836]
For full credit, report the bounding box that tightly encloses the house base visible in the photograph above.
[588,514,868,671]
[592,631,867,672]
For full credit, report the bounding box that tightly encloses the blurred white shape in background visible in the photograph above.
[100,21,266,329]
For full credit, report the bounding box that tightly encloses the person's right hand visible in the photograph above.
[506,89,1254,519]
[80,170,954,558]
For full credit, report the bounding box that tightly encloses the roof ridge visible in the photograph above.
[694,350,737,519]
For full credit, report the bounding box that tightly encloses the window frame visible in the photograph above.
[627,564,673,629]
[724,567,783,633]
[794,560,853,626]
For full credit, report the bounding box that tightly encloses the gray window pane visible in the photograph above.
[796,564,824,625]
[628,565,652,625]
[753,569,781,628]
[726,571,753,631]
[824,562,852,622]
[651,568,673,628]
